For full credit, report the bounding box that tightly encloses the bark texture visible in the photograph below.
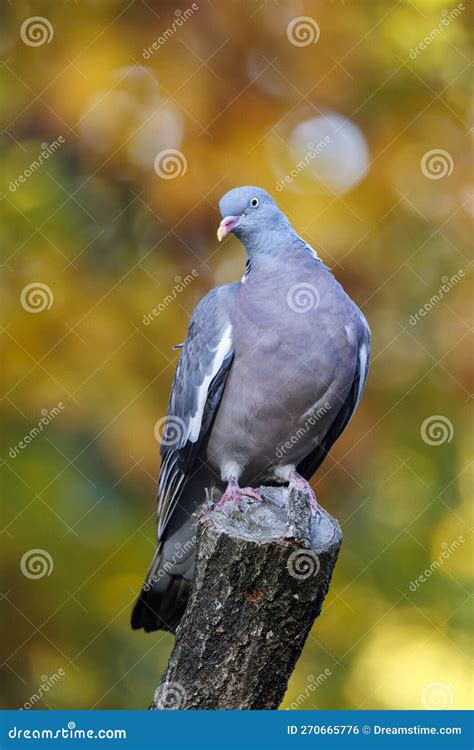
[151,485,342,710]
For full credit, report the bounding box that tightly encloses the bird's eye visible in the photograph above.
[250,196,260,208]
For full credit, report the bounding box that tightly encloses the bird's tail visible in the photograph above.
[130,570,189,632]
[130,547,193,633]
[131,502,199,633]
[131,468,219,633]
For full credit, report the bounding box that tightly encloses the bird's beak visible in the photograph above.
[217,215,239,242]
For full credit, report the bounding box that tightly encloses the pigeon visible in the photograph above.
[131,186,370,633]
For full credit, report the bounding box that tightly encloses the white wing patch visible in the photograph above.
[187,324,233,442]
[306,244,319,259]
[355,311,370,407]
[355,340,369,407]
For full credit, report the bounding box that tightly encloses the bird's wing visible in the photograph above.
[297,313,370,479]
[156,286,235,542]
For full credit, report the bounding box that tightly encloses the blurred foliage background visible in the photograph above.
[1,0,472,711]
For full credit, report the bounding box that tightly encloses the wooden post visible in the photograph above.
[150,485,342,710]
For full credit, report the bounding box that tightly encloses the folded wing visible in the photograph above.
[297,312,370,479]
[156,286,235,543]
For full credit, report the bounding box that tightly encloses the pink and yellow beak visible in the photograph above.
[217,215,239,241]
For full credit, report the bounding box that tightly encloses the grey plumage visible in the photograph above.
[131,186,370,633]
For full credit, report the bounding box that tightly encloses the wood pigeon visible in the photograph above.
[131,186,370,633]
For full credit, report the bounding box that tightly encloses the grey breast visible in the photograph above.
[206,254,362,484]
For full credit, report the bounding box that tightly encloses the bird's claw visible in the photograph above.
[217,487,245,510]
[240,487,264,503]
[217,479,264,511]
[289,471,320,517]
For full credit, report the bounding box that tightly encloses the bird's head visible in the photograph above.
[217,186,290,246]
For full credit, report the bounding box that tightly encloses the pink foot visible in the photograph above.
[289,471,319,516]
[217,477,264,510]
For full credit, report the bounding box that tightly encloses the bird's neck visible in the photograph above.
[241,230,316,282]
[241,226,299,267]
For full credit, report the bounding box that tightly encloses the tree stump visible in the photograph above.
[150,485,342,710]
